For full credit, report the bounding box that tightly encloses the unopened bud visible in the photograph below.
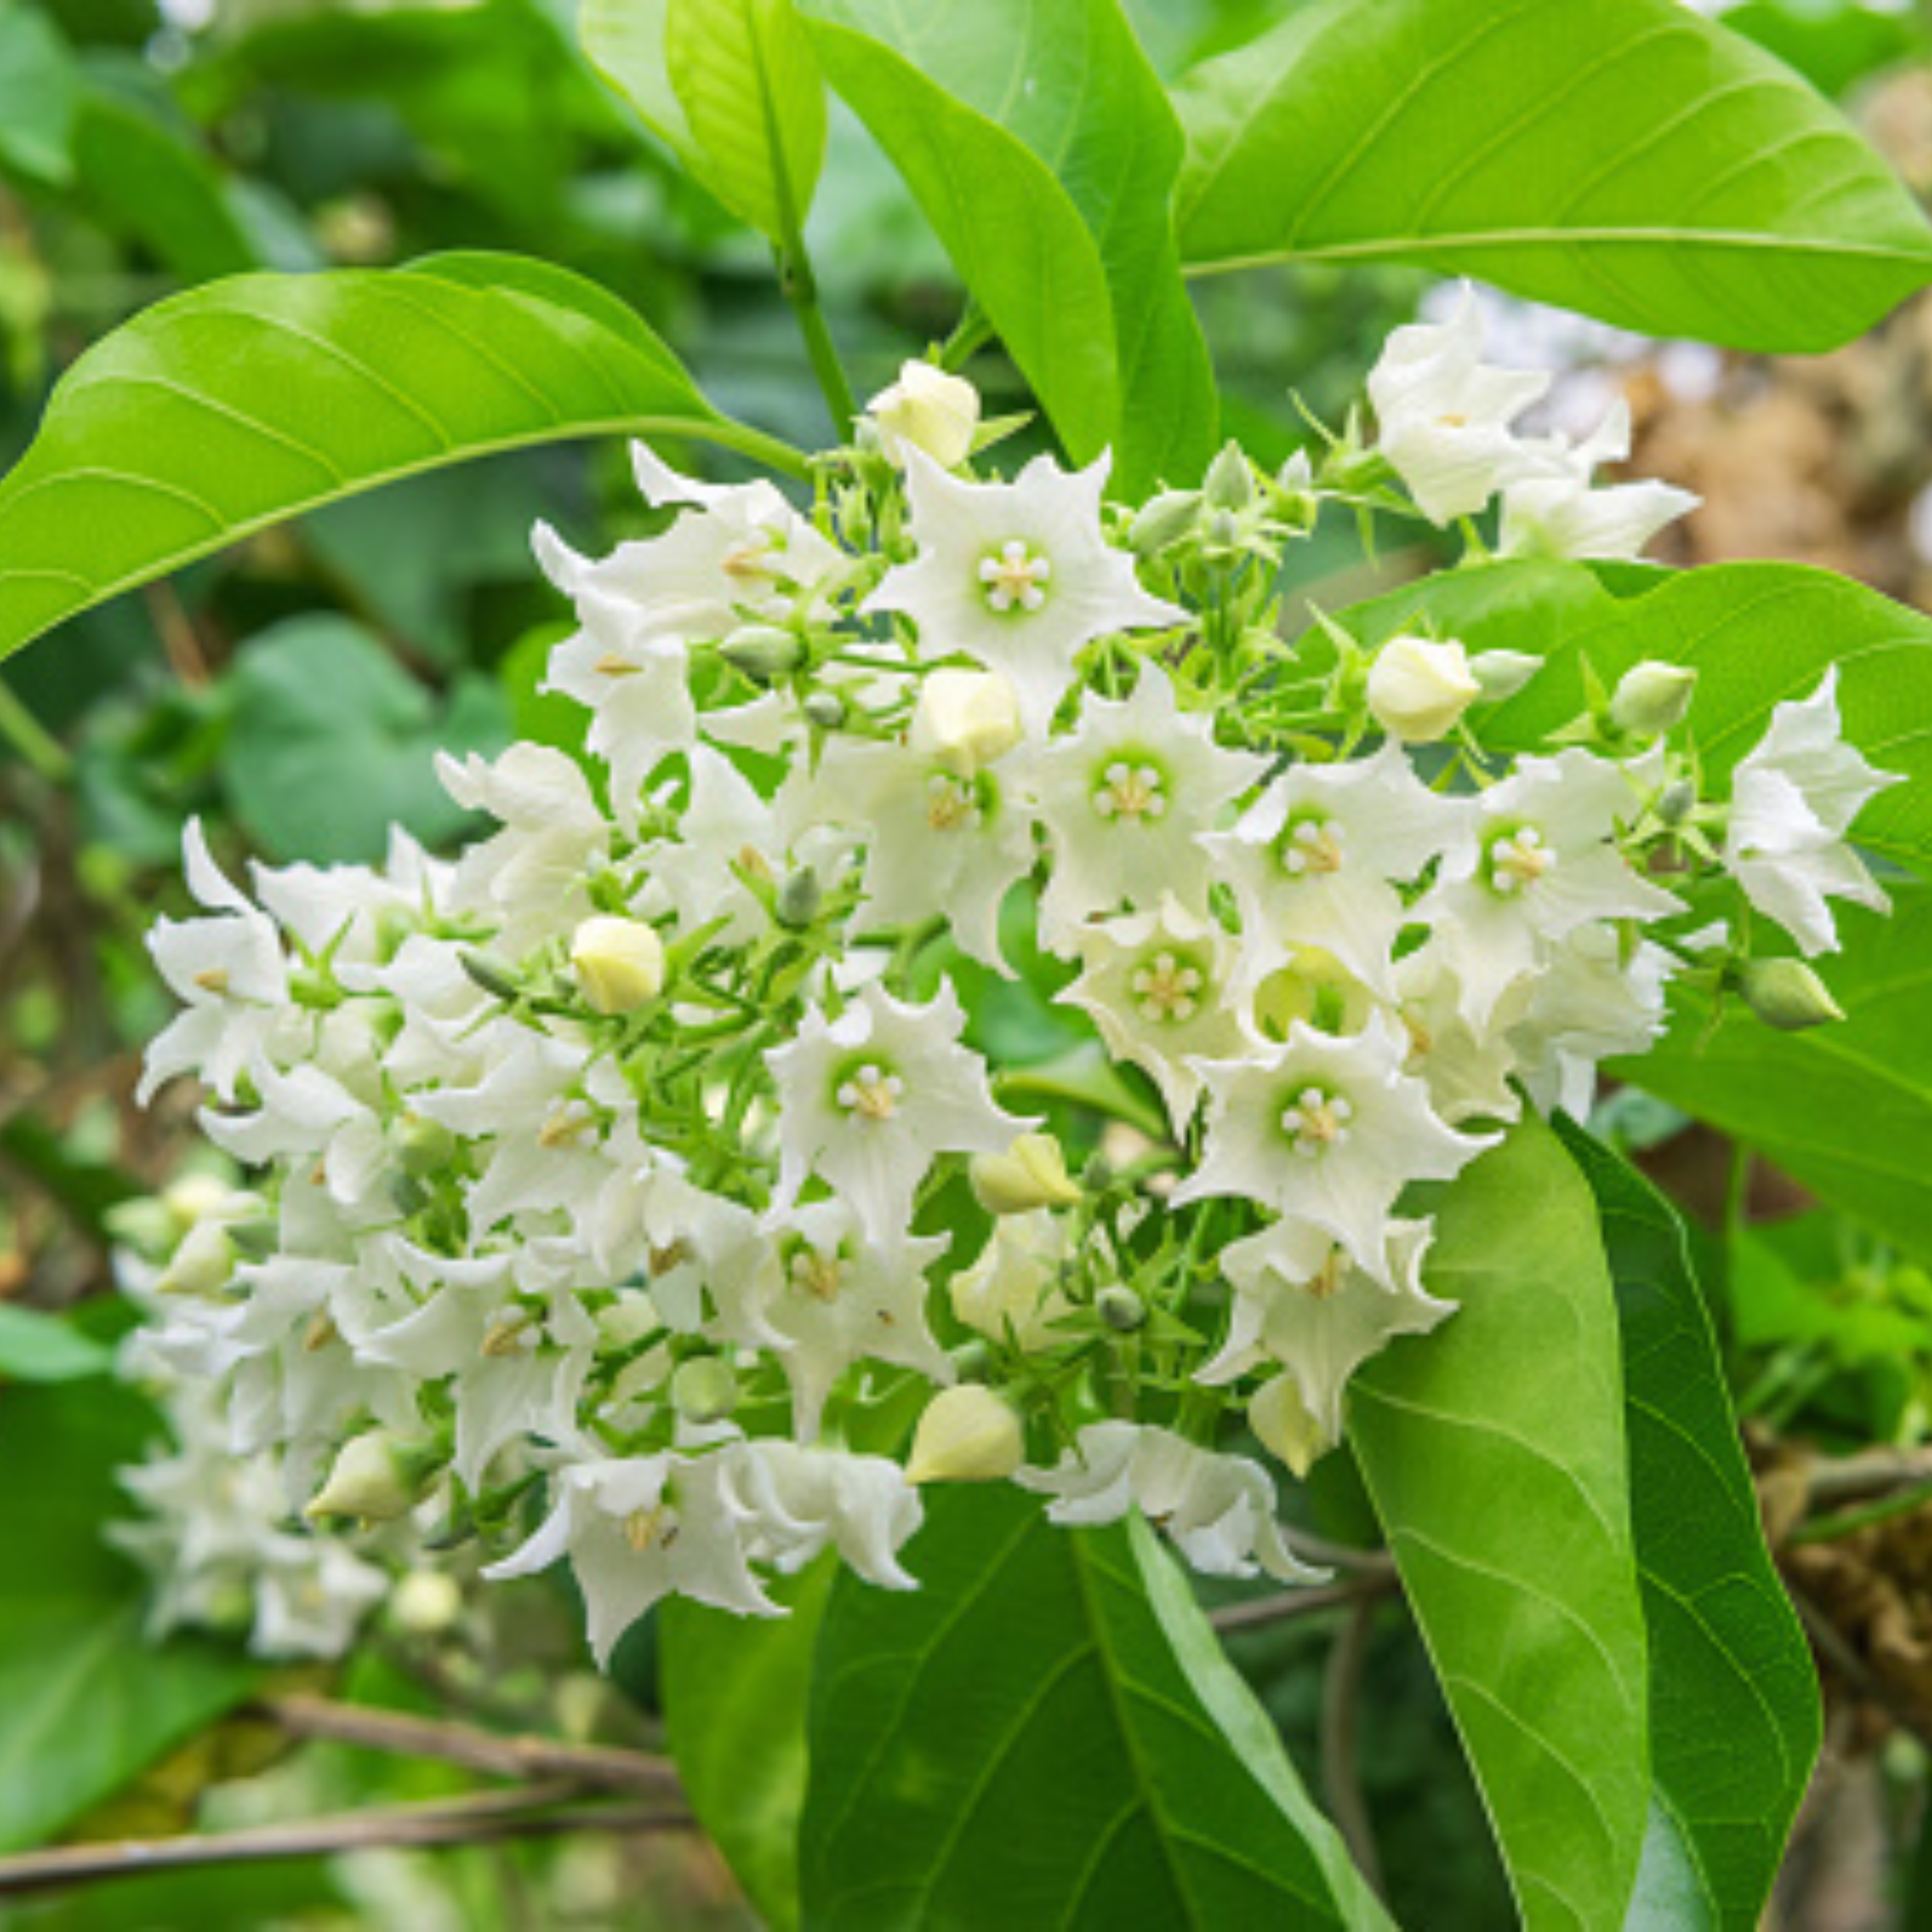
[390,1568,463,1635]
[866,359,981,468]
[969,1132,1082,1215]
[670,1355,739,1425]
[803,691,846,731]
[1203,441,1255,513]
[155,1218,235,1298]
[910,669,1023,777]
[1097,1285,1145,1333]
[1738,958,1844,1032]
[1657,779,1697,827]
[1608,659,1697,737]
[459,950,521,1002]
[776,866,823,931]
[306,1431,443,1524]
[1250,1373,1328,1479]
[395,1112,456,1178]
[1129,489,1202,558]
[571,915,665,1015]
[904,1385,1024,1484]
[1471,650,1542,702]
[160,1173,240,1232]
[1366,635,1480,742]
[719,624,804,686]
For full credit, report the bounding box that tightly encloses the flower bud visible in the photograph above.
[866,360,981,468]
[459,949,521,1002]
[390,1569,463,1636]
[306,1431,443,1525]
[160,1173,241,1232]
[395,1111,457,1179]
[1737,958,1845,1032]
[1097,1285,1145,1333]
[803,691,847,731]
[1608,659,1697,737]
[776,866,823,931]
[969,1132,1082,1215]
[1250,1373,1328,1479]
[1129,489,1203,558]
[155,1217,236,1298]
[719,624,804,686]
[1471,650,1543,702]
[1657,779,1697,827]
[570,915,665,1015]
[910,669,1023,777]
[905,1385,1025,1484]
[670,1356,739,1425]
[1366,635,1480,742]
[1203,441,1255,513]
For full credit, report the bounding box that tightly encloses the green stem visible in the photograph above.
[938,303,993,373]
[777,242,858,438]
[695,414,815,484]
[0,675,70,783]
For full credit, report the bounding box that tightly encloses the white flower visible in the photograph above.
[1499,401,1698,562]
[1368,287,1551,524]
[1506,926,1676,1119]
[766,980,1030,1243]
[1415,749,1684,1032]
[867,360,981,468]
[1723,669,1897,954]
[864,448,1188,732]
[726,1438,923,1590]
[1366,635,1480,744]
[1203,738,1468,1001]
[1017,1422,1324,1584]
[1390,941,1523,1127]
[1031,662,1267,949]
[765,1199,953,1440]
[1200,1219,1452,1456]
[483,1450,777,1664]
[141,821,293,1105]
[803,732,1036,971]
[615,1169,786,1352]
[950,1210,1076,1352]
[1058,896,1247,1130]
[1174,1012,1494,1269]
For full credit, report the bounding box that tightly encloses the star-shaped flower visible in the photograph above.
[864,449,1188,732]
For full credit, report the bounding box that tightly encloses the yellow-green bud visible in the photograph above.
[395,1111,457,1178]
[1203,441,1255,513]
[570,915,666,1015]
[1738,958,1845,1032]
[1366,635,1480,742]
[1608,659,1698,737]
[776,866,824,931]
[670,1356,739,1425]
[910,669,1023,777]
[905,1385,1025,1484]
[460,949,522,1002]
[803,691,847,731]
[155,1218,236,1298]
[1129,489,1203,557]
[866,359,981,468]
[390,1569,463,1635]
[1471,650,1543,702]
[969,1132,1083,1215]
[1097,1285,1145,1333]
[1250,1373,1328,1479]
[720,624,804,686]
[305,1431,443,1525]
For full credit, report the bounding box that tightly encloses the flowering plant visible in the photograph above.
[6,0,1932,1921]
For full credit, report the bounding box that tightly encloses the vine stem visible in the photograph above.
[0,676,70,784]
[1322,1592,1385,1901]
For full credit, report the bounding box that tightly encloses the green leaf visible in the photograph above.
[0,1305,113,1384]
[800,0,1216,492]
[0,1381,262,1851]
[1332,559,1932,872]
[1351,1117,1650,1932]
[0,0,79,187]
[579,0,692,154]
[662,1558,833,1932]
[221,615,509,865]
[0,252,805,666]
[1174,0,1932,351]
[1626,887,1932,1265]
[666,0,828,244]
[1557,1122,1820,1931]
[801,1483,1388,1930]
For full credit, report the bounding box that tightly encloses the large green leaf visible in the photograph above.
[801,1484,1389,1929]
[1332,559,1932,873]
[1558,1123,1820,1930]
[0,1381,263,1850]
[662,1559,833,1932]
[0,1305,114,1384]
[1173,0,1932,351]
[1351,1117,1650,1932]
[800,0,1216,493]
[0,0,79,187]
[0,252,804,665]
[1625,887,1932,1265]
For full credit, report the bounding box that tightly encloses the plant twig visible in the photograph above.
[1210,1569,1399,1635]
[258,1692,681,1797]
[1785,1575,1932,1754]
[0,1785,691,1899]
[1322,1592,1385,1901]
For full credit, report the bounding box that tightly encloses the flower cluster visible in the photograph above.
[121,297,1897,1663]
